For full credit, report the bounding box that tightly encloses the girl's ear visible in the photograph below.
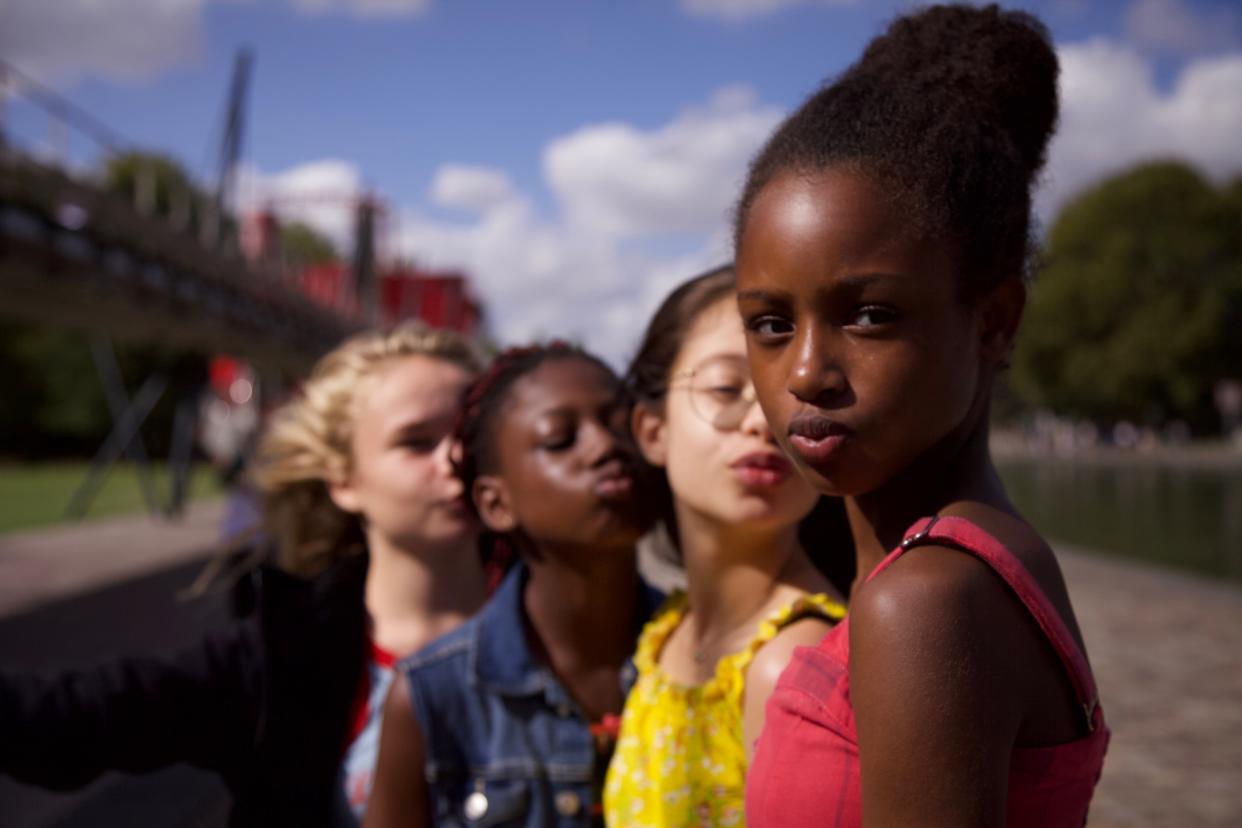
[327,475,362,515]
[473,475,518,533]
[632,403,668,467]
[977,278,1026,365]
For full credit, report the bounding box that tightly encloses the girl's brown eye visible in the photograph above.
[540,432,574,451]
[746,315,794,339]
[707,385,744,402]
[850,305,898,328]
[402,438,439,453]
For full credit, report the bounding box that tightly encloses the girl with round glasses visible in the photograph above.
[604,266,848,826]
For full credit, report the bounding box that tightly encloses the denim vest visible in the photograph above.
[401,563,661,828]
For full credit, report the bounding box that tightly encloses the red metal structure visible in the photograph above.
[379,266,481,332]
[239,202,483,335]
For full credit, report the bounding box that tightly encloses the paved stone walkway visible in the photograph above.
[0,500,226,619]
[1,510,1238,825]
[1059,547,1242,827]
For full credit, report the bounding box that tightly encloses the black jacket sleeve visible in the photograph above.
[0,616,264,790]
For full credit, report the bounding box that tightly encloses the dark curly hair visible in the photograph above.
[735,3,1059,300]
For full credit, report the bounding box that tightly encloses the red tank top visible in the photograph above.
[746,516,1109,827]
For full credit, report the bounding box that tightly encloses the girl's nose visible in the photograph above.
[738,388,774,440]
[585,418,624,466]
[787,329,847,405]
[436,436,461,476]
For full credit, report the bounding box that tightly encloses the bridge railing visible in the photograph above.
[0,61,367,371]
[1,60,249,262]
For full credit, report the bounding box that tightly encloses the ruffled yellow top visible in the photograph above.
[604,591,846,827]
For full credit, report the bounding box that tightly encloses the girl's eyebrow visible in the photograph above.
[693,351,747,366]
[388,413,453,438]
[535,393,624,420]
[833,272,904,289]
[740,272,900,296]
[531,404,576,420]
[740,272,906,305]
[737,288,788,303]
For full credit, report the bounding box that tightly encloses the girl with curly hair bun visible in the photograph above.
[735,5,1108,825]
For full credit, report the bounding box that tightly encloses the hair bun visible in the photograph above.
[735,2,1059,294]
[855,3,1059,179]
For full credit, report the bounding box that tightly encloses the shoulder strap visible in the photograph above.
[884,516,1101,734]
[632,592,689,673]
[734,592,847,670]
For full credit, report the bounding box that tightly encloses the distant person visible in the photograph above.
[219,480,262,543]
[363,343,661,828]
[199,356,264,541]
[734,5,1109,825]
[604,265,847,826]
[0,322,490,827]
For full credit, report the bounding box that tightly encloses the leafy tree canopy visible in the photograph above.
[281,221,338,266]
[102,151,207,228]
[1012,160,1242,432]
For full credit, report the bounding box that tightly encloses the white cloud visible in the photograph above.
[1123,0,1239,56]
[234,158,365,251]
[1040,38,1242,218]
[544,86,782,239]
[681,0,857,23]
[429,165,516,213]
[0,0,433,85]
[388,88,775,363]
[289,0,431,18]
[0,0,207,84]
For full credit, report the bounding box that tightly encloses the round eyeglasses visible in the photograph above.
[666,356,759,431]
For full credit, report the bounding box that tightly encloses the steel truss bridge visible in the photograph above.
[0,54,372,519]
[0,53,366,374]
[0,154,361,374]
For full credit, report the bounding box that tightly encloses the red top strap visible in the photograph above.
[868,515,1099,732]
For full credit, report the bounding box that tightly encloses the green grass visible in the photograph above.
[0,462,225,534]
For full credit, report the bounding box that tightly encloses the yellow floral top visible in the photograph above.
[604,591,846,827]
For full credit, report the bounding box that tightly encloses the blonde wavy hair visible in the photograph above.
[249,321,487,576]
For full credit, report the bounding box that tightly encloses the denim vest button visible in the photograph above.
[464,790,489,821]
[554,790,581,816]
[556,702,572,717]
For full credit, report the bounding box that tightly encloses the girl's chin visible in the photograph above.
[735,482,812,509]
[716,498,810,531]
[419,516,479,543]
[550,537,640,566]
[596,521,647,549]
[786,457,851,497]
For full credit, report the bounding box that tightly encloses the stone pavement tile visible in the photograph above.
[0,500,227,619]
[1058,547,1242,828]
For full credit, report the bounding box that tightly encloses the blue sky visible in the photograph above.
[4,0,1241,361]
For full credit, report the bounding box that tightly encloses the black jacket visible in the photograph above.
[0,552,370,827]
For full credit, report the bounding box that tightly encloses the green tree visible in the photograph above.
[1011,161,1242,432]
[0,320,205,459]
[281,221,338,265]
[102,151,207,230]
[0,152,214,459]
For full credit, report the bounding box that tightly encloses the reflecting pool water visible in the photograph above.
[998,458,1242,581]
